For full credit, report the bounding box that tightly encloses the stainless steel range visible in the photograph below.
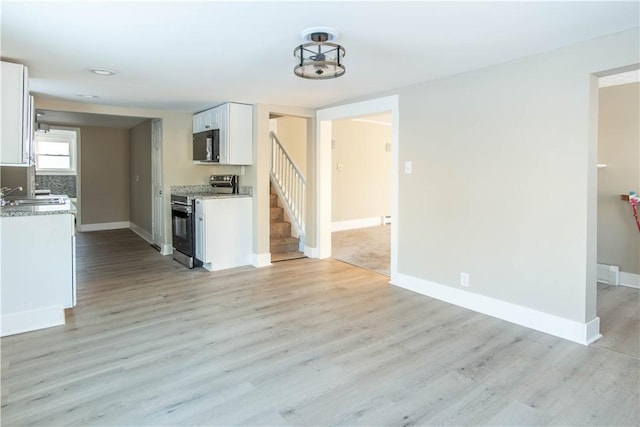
[170,194,201,268]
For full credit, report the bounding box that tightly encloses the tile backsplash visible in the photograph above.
[36,175,77,198]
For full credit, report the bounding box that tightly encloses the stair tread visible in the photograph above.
[271,236,299,243]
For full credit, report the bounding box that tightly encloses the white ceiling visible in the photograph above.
[2,1,639,114]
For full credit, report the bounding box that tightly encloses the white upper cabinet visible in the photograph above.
[1,61,33,166]
[193,111,206,133]
[193,108,221,133]
[207,107,219,131]
[192,102,253,165]
[218,102,252,165]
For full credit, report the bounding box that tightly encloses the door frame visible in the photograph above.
[151,119,167,254]
[316,95,399,281]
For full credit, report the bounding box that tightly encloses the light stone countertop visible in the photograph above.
[0,195,77,217]
[177,192,252,200]
[170,185,252,200]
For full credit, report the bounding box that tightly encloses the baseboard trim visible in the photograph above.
[253,252,272,268]
[160,244,173,256]
[304,245,318,259]
[332,217,383,232]
[78,221,130,232]
[391,273,600,346]
[129,222,153,244]
[597,263,619,285]
[1,306,65,337]
[620,271,640,289]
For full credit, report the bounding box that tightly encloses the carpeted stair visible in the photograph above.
[270,185,303,259]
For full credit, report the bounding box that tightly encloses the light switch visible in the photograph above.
[404,161,412,174]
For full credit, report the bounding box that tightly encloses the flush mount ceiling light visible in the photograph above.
[76,94,99,98]
[294,27,345,80]
[90,68,115,76]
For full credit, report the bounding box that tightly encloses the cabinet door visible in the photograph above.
[1,62,30,165]
[207,107,219,130]
[218,103,230,164]
[26,95,34,164]
[202,110,212,130]
[202,198,252,270]
[193,112,206,133]
[227,103,253,165]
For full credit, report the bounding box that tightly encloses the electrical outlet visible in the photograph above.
[460,272,470,287]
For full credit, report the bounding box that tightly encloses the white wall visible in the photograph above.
[394,28,639,326]
[332,119,391,223]
[274,116,307,177]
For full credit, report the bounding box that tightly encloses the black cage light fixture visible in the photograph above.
[294,27,345,79]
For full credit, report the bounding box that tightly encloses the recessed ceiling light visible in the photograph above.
[90,68,115,76]
[77,94,99,98]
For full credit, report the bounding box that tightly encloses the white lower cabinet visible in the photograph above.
[195,197,252,272]
[0,213,76,336]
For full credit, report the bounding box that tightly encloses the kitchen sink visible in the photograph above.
[5,197,67,206]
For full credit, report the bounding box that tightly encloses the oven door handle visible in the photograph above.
[171,204,192,214]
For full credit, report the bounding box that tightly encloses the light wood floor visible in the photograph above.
[1,229,638,426]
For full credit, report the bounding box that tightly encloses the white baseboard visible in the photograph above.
[253,252,272,268]
[304,245,318,259]
[598,263,640,289]
[160,244,173,256]
[597,263,620,285]
[78,221,130,232]
[1,306,65,337]
[620,271,640,289]
[129,222,153,243]
[332,217,383,232]
[391,273,601,346]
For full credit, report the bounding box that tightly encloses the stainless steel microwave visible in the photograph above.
[193,129,220,162]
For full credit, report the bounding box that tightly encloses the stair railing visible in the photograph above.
[270,131,305,248]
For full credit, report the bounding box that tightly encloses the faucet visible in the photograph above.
[0,187,23,206]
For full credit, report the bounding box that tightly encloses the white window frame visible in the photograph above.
[35,126,79,175]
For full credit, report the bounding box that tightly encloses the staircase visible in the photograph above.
[270,184,304,260]
[269,130,306,262]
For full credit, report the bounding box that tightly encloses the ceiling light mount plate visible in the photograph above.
[300,27,340,42]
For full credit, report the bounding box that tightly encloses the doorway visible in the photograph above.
[151,119,165,253]
[316,95,399,280]
[330,113,393,276]
[594,69,640,358]
[268,114,308,262]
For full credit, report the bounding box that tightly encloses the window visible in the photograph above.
[35,128,78,174]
